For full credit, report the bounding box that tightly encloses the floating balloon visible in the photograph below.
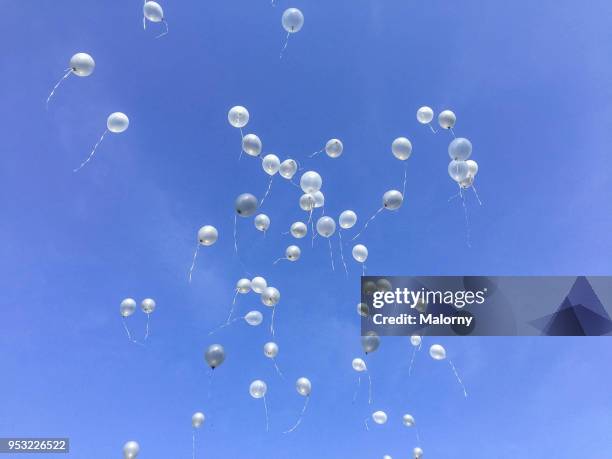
[325,138,343,158]
[279,159,298,179]
[205,344,225,369]
[263,342,284,378]
[312,190,325,209]
[372,410,388,425]
[188,225,218,283]
[262,154,281,175]
[228,106,249,128]
[352,244,368,262]
[245,310,264,326]
[466,159,479,177]
[141,298,155,341]
[120,298,138,344]
[361,331,380,354]
[284,377,312,433]
[123,441,140,459]
[384,456,393,459]
[383,190,403,210]
[74,112,129,172]
[357,302,370,317]
[352,358,367,372]
[254,214,271,232]
[413,447,424,458]
[143,1,169,38]
[339,210,357,229]
[280,8,304,58]
[351,357,372,404]
[391,137,412,161]
[274,245,301,264]
[448,138,472,161]
[448,160,470,183]
[46,53,95,108]
[299,193,316,212]
[192,412,205,428]
[251,276,267,294]
[249,380,270,431]
[363,280,377,295]
[290,221,307,238]
[459,175,474,189]
[234,195,258,251]
[317,216,337,270]
[417,106,436,133]
[242,134,262,157]
[261,286,280,307]
[438,110,456,131]
[410,335,422,347]
[300,171,322,194]
[402,414,415,427]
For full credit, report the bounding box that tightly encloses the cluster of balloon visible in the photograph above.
[249,379,269,431]
[228,106,250,158]
[338,210,357,274]
[73,112,129,172]
[119,298,156,344]
[299,170,324,247]
[352,189,404,241]
[234,192,259,254]
[263,341,284,378]
[365,409,388,431]
[143,1,169,38]
[391,137,413,196]
[351,357,372,405]
[46,52,95,108]
[188,225,219,283]
[408,334,423,376]
[283,377,312,433]
[429,344,468,398]
[191,412,205,458]
[309,138,344,158]
[280,8,304,58]
[122,441,140,458]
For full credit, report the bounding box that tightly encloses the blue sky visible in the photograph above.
[1,0,612,457]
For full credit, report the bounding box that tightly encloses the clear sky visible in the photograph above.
[1,0,612,458]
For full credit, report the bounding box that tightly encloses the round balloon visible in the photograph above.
[236,278,251,294]
[192,412,205,428]
[361,331,380,354]
[141,298,156,314]
[245,310,263,326]
[448,160,470,183]
[251,276,267,294]
[235,193,258,217]
[460,175,474,189]
[372,411,388,425]
[69,53,95,77]
[391,137,412,160]
[228,106,249,128]
[282,8,304,33]
[122,441,140,459]
[316,216,336,237]
[290,221,307,238]
[143,1,163,22]
[312,190,325,208]
[120,298,137,317]
[438,110,456,129]
[198,225,218,246]
[410,335,422,347]
[263,342,279,358]
[205,344,225,369]
[383,190,403,210]
[262,154,281,175]
[448,137,472,161]
[249,379,267,399]
[107,112,129,133]
[402,414,415,427]
[429,344,446,360]
[416,106,434,124]
[299,193,316,211]
[285,245,301,261]
[352,244,368,263]
[339,210,357,229]
[352,358,366,372]
[279,159,298,179]
[357,302,370,317]
[261,286,280,307]
[325,139,343,158]
[300,171,322,193]
[242,134,262,157]
[254,214,271,232]
[413,447,424,458]
[466,159,479,177]
[296,377,312,396]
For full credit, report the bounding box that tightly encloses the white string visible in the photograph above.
[270,306,276,337]
[233,215,238,254]
[283,396,310,433]
[208,317,241,335]
[364,417,370,431]
[450,127,456,138]
[367,371,372,405]
[192,431,195,459]
[259,176,274,208]
[449,359,468,398]
[415,426,421,443]
[273,257,287,265]
[273,359,285,379]
[472,184,483,206]
[352,375,361,403]
[308,148,323,158]
[362,263,366,276]
[263,396,270,432]
[338,231,348,276]
[279,32,290,59]
[74,129,108,172]
[144,314,151,341]
[155,19,169,38]
[327,238,335,271]
[428,123,437,134]
[122,317,133,342]
[46,68,71,109]
[460,187,472,248]
[402,164,408,196]
[352,207,383,241]
[408,346,418,376]
[225,289,239,324]
[188,244,199,283]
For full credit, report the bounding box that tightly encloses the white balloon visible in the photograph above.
[403,414,415,427]
[391,137,412,161]
[235,193,258,217]
[448,137,472,161]
[107,112,129,133]
[144,1,164,22]
[466,159,479,177]
[372,411,388,425]
[312,190,325,208]
[198,225,218,246]
[352,244,368,263]
[383,456,393,459]
[120,298,137,317]
[325,138,343,158]
[448,160,470,183]
[262,154,281,175]
[413,447,424,458]
[290,221,307,238]
[228,106,249,128]
[254,214,271,232]
[416,106,434,124]
[236,278,251,294]
[352,358,367,372]
[245,310,263,326]
[429,344,446,360]
[410,334,422,347]
[285,245,301,261]
[242,134,262,157]
[438,110,456,129]
[261,286,280,307]
[279,159,298,179]
[376,278,392,292]
[69,53,95,77]
[123,441,140,459]
[282,8,304,33]
[249,379,267,399]
[141,298,156,314]
[299,193,316,211]
[382,190,403,210]
[300,171,322,193]
[339,210,357,229]
[316,216,336,237]
[459,175,474,189]
[263,341,279,358]
[192,412,205,428]
[251,276,267,294]
[296,377,312,396]
[357,302,369,317]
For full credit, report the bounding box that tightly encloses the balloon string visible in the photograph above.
[273,359,285,379]
[192,431,195,459]
[327,238,335,271]
[259,176,274,208]
[209,317,240,335]
[450,127,456,138]
[416,426,421,444]
[428,124,437,134]
[225,289,239,324]
[367,371,372,405]
[472,185,483,206]
[362,263,366,277]
[74,129,108,172]
[270,306,276,337]
[188,244,199,283]
[238,128,244,160]
[279,32,290,59]
[144,313,151,341]
[273,257,287,265]
[408,345,418,376]
[308,148,323,158]
[46,68,71,109]
[449,359,468,398]
[283,396,309,434]
[352,375,361,403]
[233,215,238,254]
[402,164,408,197]
[460,187,472,248]
[122,317,133,342]
[263,396,270,432]
[338,231,348,276]
[364,417,370,431]
[352,207,383,241]
[289,179,301,188]
[156,19,169,38]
